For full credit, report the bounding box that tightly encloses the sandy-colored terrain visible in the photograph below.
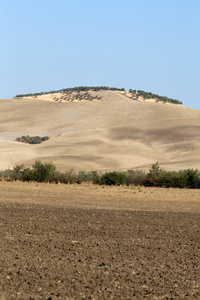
[0,182,199,299]
[1,181,200,213]
[1,92,200,299]
[1,90,200,171]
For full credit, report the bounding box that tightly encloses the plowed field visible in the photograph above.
[0,182,200,299]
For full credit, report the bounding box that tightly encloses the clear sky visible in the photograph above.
[1,0,200,110]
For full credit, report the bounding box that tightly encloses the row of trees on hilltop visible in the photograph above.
[61,86,125,92]
[129,89,182,105]
[14,86,182,105]
[14,86,125,98]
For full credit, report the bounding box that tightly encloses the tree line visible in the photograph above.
[129,89,182,105]
[14,86,182,105]
[14,86,125,98]
[1,161,199,189]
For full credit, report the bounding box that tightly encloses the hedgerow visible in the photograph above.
[1,161,199,188]
[143,162,200,188]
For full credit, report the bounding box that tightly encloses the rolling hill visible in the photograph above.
[1,89,200,171]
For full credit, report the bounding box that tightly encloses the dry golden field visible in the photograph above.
[1,90,200,172]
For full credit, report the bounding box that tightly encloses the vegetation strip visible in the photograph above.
[14,86,125,98]
[14,86,182,105]
[129,89,182,104]
[1,162,200,189]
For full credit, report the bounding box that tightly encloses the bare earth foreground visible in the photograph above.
[0,182,199,299]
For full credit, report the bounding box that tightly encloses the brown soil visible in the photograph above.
[0,182,200,299]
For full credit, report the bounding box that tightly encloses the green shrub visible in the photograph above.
[164,171,187,188]
[16,135,49,144]
[0,169,12,180]
[21,168,34,181]
[31,161,56,182]
[10,164,26,181]
[29,139,40,144]
[9,161,55,183]
[185,169,200,189]
[157,169,200,189]
[77,170,90,182]
[89,171,100,184]
[9,164,30,181]
[144,163,200,189]
[100,171,126,186]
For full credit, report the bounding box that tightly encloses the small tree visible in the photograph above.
[148,162,162,177]
[144,162,162,186]
[32,161,56,182]
[10,164,25,181]
[185,169,200,189]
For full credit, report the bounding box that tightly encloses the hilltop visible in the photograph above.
[14,86,182,105]
[0,88,199,171]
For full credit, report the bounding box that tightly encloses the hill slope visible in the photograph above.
[0,90,200,171]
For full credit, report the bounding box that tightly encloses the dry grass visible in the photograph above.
[0,90,200,171]
[0,181,200,213]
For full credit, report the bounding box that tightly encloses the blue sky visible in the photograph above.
[1,0,200,110]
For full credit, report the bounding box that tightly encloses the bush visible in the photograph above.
[125,170,146,186]
[77,170,90,183]
[77,170,100,184]
[100,171,126,186]
[144,163,200,189]
[9,161,55,183]
[9,164,31,181]
[50,168,78,184]
[16,135,49,144]
[31,161,56,182]
[144,162,162,186]
[10,164,26,181]
[185,169,200,189]
[0,169,12,180]
[49,171,68,184]
[21,168,33,181]
[63,169,78,184]
[163,170,187,188]
[89,171,100,184]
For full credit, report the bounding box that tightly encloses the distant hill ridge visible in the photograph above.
[1,89,200,171]
[14,86,182,105]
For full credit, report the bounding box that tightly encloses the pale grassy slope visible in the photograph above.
[0,90,200,171]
